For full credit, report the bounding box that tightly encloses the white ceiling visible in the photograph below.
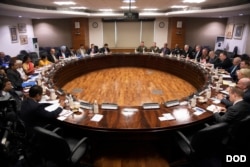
[0,0,250,19]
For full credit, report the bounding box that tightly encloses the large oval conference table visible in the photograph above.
[50,53,216,134]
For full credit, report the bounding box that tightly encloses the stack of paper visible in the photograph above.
[158,113,175,121]
[57,110,73,121]
[206,104,222,113]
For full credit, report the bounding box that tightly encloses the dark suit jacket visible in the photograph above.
[87,46,99,55]
[56,50,71,58]
[99,47,110,54]
[171,48,181,55]
[192,51,202,60]
[6,69,23,90]
[214,57,233,70]
[221,88,250,108]
[47,54,58,63]
[181,49,192,58]
[208,56,220,64]
[159,47,171,55]
[243,89,250,103]
[19,98,62,128]
[214,100,250,124]
[227,65,240,81]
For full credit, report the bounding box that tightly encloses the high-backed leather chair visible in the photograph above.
[175,122,229,166]
[33,126,88,167]
[225,115,250,154]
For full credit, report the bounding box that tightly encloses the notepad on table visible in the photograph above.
[90,114,103,122]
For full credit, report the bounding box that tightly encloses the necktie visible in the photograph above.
[195,51,199,59]
[231,66,237,74]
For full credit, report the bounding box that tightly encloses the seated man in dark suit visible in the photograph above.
[87,44,99,55]
[159,43,171,55]
[217,78,250,108]
[214,86,250,127]
[192,45,202,60]
[181,44,192,58]
[19,85,65,128]
[99,43,111,54]
[226,57,241,81]
[56,45,71,59]
[6,61,23,91]
[214,51,233,70]
[0,52,11,68]
[0,78,22,112]
[47,48,58,63]
[171,44,181,56]
[207,51,219,65]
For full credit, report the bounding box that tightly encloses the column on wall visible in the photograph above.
[71,18,89,50]
[167,17,185,49]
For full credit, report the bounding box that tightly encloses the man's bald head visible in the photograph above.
[237,77,250,90]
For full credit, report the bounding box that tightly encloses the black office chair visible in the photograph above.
[175,122,229,166]
[33,126,88,167]
[29,52,39,66]
[225,115,250,154]
[16,54,25,61]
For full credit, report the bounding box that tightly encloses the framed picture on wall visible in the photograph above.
[18,23,27,33]
[19,35,28,45]
[225,23,234,39]
[9,26,18,43]
[233,24,244,39]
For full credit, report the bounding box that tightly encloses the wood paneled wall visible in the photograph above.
[167,17,185,49]
[71,18,89,50]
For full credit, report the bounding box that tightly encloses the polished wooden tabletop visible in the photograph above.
[50,53,218,132]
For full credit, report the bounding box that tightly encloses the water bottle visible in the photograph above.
[214,68,218,76]
[215,82,221,92]
[50,89,56,100]
[218,75,223,84]
[93,100,99,114]
[68,95,74,109]
[206,87,211,99]
[177,54,180,60]
[190,98,196,108]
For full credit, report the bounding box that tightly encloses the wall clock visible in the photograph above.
[92,22,98,28]
[159,22,165,28]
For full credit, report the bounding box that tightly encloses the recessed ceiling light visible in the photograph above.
[99,9,113,12]
[183,0,205,3]
[120,6,137,9]
[239,13,243,16]
[143,8,158,11]
[70,6,87,9]
[18,15,22,18]
[123,0,136,3]
[171,5,188,8]
[54,1,76,5]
